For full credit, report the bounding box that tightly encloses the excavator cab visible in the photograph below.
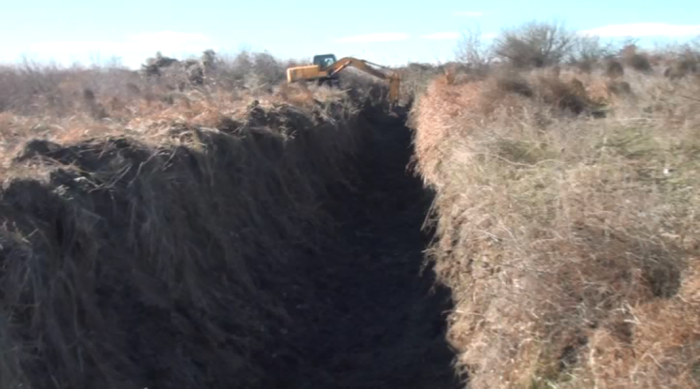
[313,54,337,70]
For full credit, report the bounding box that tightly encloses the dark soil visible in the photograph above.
[267,112,460,389]
[0,106,459,389]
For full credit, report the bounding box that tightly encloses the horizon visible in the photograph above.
[1,0,699,69]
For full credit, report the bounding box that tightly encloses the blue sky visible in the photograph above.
[1,0,699,68]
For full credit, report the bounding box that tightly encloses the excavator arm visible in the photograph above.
[327,58,401,104]
[286,56,401,104]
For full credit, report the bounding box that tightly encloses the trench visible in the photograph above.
[266,112,461,389]
[0,106,461,389]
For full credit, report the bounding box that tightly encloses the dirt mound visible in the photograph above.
[0,100,460,388]
[0,101,362,388]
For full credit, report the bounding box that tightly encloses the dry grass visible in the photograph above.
[0,60,354,158]
[412,60,700,389]
[0,58,372,388]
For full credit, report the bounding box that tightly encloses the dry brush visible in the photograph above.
[411,65,700,388]
[0,74,372,388]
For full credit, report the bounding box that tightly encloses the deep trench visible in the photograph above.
[269,113,461,389]
[0,108,460,389]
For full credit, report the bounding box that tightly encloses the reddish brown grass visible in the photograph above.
[412,65,700,389]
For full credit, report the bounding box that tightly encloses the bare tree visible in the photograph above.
[570,35,613,72]
[494,20,576,68]
[572,35,612,63]
[252,52,283,86]
[455,26,493,72]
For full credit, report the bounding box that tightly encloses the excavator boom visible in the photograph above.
[286,56,401,104]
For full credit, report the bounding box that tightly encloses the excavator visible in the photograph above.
[286,54,401,104]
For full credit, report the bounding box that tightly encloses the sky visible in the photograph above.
[1,0,699,68]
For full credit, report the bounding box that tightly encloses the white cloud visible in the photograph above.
[421,31,497,41]
[127,31,210,45]
[422,32,461,40]
[582,23,700,37]
[451,11,484,17]
[336,33,410,43]
[26,31,215,68]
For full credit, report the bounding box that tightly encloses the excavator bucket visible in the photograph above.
[287,65,323,83]
[388,75,401,106]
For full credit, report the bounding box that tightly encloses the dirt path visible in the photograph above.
[271,114,461,389]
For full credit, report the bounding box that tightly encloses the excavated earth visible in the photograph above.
[0,104,460,389]
[269,112,460,389]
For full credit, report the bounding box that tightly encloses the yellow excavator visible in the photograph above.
[286,54,401,104]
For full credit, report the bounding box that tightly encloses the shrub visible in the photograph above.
[627,53,652,72]
[536,75,594,114]
[0,61,140,118]
[250,51,285,87]
[621,44,653,72]
[493,71,533,97]
[605,60,625,78]
[570,35,612,72]
[493,21,576,68]
[665,53,699,79]
[208,50,288,91]
[396,63,445,105]
[455,27,493,73]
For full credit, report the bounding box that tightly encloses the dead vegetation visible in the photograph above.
[412,28,700,389]
[0,53,359,157]
[0,51,388,388]
[622,45,653,73]
[493,20,577,68]
[0,92,369,387]
[0,45,462,389]
[3,29,700,389]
